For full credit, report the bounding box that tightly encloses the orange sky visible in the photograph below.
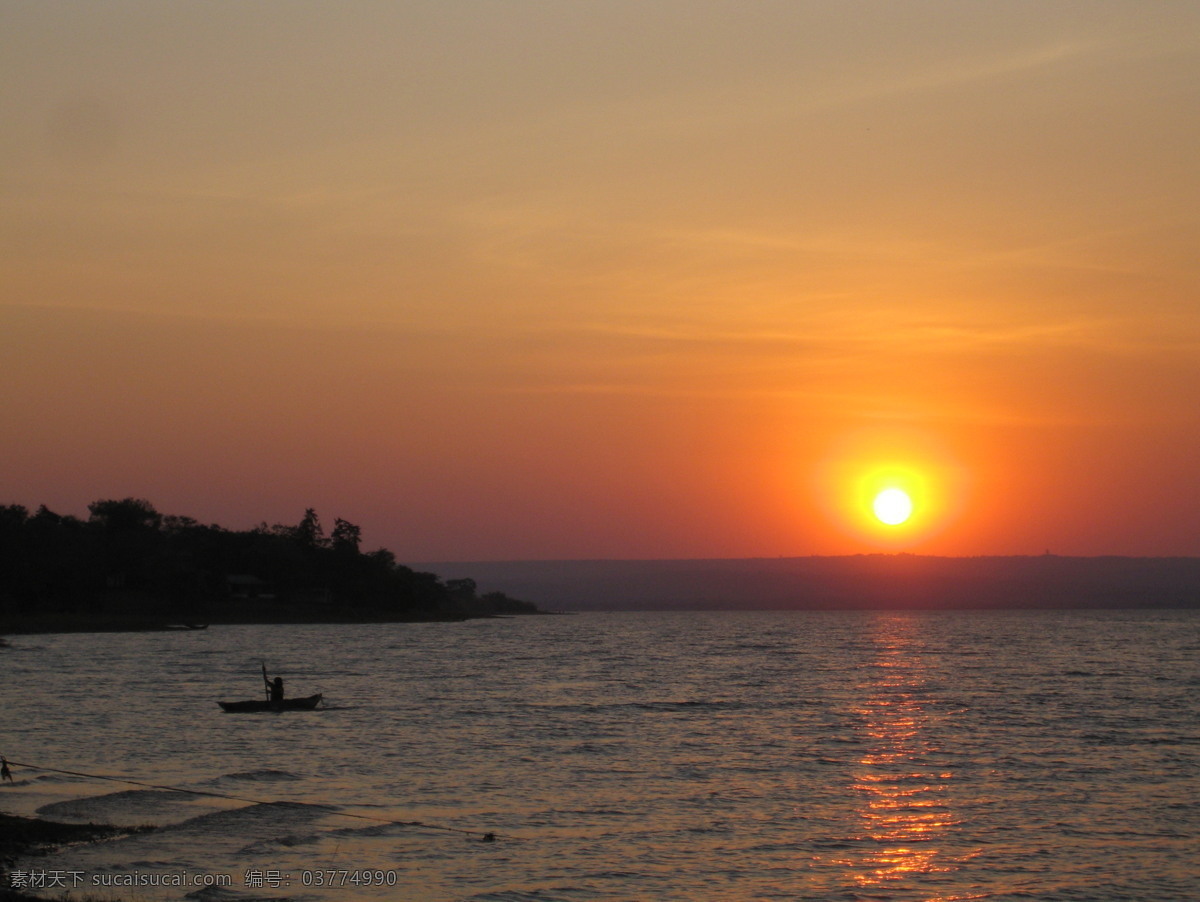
[2,2,1198,560]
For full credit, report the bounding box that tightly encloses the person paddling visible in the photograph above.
[262,665,284,706]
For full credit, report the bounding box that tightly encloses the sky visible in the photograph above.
[2,1,1198,561]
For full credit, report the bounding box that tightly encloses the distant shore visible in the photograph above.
[0,608,466,637]
[0,499,545,637]
[420,554,1200,611]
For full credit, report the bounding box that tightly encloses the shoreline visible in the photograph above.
[0,607,559,637]
[0,813,139,901]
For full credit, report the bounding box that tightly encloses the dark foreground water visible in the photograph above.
[2,610,1198,901]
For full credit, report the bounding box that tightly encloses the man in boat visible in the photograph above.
[263,670,285,706]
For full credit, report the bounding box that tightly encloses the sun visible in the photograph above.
[814,430,967,546]
[872,487,913,526]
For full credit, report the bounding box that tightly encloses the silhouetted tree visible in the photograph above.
[445,578,477,602]
[86,498,165,591]
[87,498,162,532]
[18,506,97,612]
[0,498,538,628]
[295,508,327,550]
[331,518,362,555]
[481,591,539,615]
[0,505,31,612]
[365,548,396,569]
[163,515,201,533]
[0,504,29,530]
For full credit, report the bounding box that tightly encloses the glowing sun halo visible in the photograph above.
[873,488,913,526]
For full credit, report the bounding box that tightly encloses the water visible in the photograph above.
[3,610,1198,901]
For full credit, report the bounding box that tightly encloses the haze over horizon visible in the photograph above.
[3,2,1198,562]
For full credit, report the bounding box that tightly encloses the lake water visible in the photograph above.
[3,610,1198,901]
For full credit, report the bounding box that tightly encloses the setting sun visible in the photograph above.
[873,488,913,526]
[814,436,958,548]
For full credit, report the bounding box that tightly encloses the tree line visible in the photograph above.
[0,498,538,629]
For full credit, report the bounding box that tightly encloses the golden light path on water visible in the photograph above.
[6,615,1200,899]
[842,617,983,898]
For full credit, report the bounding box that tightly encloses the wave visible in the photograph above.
[37,789,200,823]
[162,801,336,835]
[212,769,303,784]
[184,886,290,902]
[236,830,324,854]
[526,699,746,713]
[628,700,745,711]
[32,772,91,783]
[328,821,416,838]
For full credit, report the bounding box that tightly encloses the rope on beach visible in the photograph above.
[1,759,509,843]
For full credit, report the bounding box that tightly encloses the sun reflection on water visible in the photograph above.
[842,616,977,896]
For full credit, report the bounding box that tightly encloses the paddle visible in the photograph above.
[262,662,270,701]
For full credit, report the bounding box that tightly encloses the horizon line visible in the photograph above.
[407,552,1200,565]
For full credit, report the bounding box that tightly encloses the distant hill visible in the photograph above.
[408,556,1200,612]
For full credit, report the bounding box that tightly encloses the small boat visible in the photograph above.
[217,693,323,713]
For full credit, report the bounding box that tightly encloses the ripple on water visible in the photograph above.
[7,611,1200,902]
